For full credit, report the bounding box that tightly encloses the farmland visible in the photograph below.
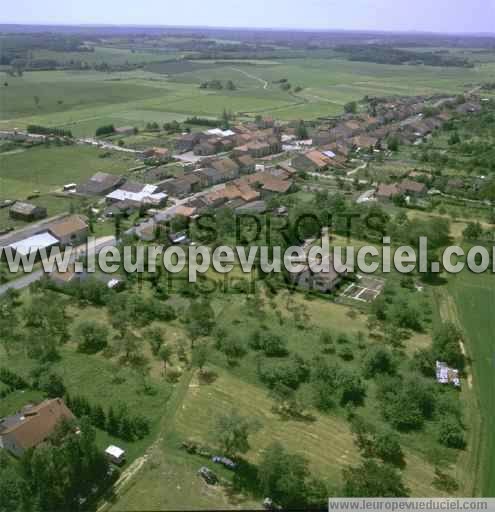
[438,272,495,496]
[2,58,495,136]
[1,24,495,509]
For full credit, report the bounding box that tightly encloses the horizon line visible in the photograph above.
[0,21,494,37]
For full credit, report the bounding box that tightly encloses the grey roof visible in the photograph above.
[78,173,123,195]
[10,202,42,215]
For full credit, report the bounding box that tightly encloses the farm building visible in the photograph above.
[77,172,124,196]
[0,399,75,457]
[106,182,167,207]
[9,202,47,222]
[8,232,59,257]
[105,445,126,465]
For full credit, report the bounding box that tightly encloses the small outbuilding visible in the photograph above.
[9,202,47,222]
[105,445,126,465]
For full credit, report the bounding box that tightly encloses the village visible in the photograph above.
[0,68,491,508]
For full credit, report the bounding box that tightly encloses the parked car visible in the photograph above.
[198,466,218,485]
[212,456,237,470]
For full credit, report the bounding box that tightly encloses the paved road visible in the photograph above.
[0,269,44,295]
[0,236,117,296]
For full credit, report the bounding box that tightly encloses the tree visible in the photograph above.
[437,416,466,449]
[0,451,25,511]
[211,409,260,458]
[39,372,65,398]
[192,343,209,374]
[158,344,173,376]
[344,101,357,114]
[90,404,106,430]
[295,120,308,140]
[387,135,400,152]
[74,320,109,354]
[363,347,396,378]
[116,330,141,363]
[184,300,215,348]
[448,131,461,145]
[343,459,409,497]
[432,322,465,371]
[145,326,164,356]
[463,222,483,240]
[258,442,318,509]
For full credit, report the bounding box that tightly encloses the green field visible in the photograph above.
[439,272,495,496]
[2,58,494,135]
[0,144,137,199]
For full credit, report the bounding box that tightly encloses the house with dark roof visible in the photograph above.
[376,183,401,201]
[0,399,75,457]
[9,202,47,222]
[77,172,124,196]
[399,179,427,197]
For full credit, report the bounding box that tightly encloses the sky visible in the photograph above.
[1,0,494,34]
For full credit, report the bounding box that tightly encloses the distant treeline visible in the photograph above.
[27,125,73,137]
[184,116,222,127]
[335,46,474,68]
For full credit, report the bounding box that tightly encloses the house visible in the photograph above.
[436,361,460,387]
[289,254,346,293]
[104,199,140,218]
[48,215,88,247]
[351,135,379,151]
[208,157,240,182]
[142,147,171,163]
[158,174,202,198]
[312,130,333,146]
[194,141,217,156]
[77,172,124,196]
[292,150,332,173]
[376,183,401,201]
[114,126,136,136]
[0,398,75,457]
[234,154,256,174]
[398,179,427,197]
[8,232,59,257]
[235,200,267,214]
[246,141,272,158]
[175,133,202,153]
[106,182,167,207]
[9,202,47,222]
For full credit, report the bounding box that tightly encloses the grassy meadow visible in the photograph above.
[2,58,495,135]
[437,271,495,496]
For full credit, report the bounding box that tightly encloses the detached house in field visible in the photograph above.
[289,254,347,293]
[0,398,75,457]
[9,202,47,222]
